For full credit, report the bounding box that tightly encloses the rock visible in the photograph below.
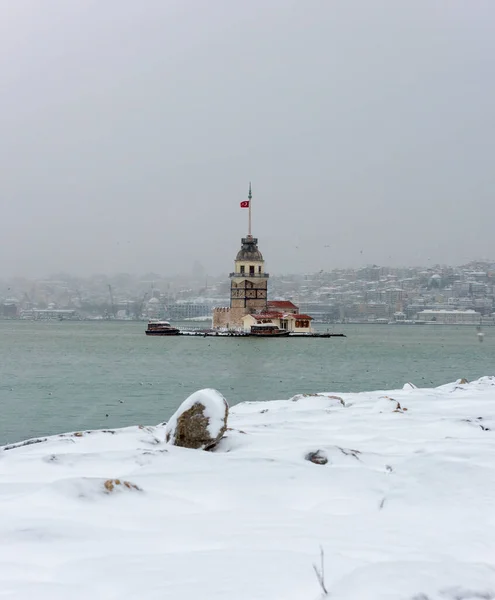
[326,394,346,406]
[458,378,469,384]
[165,389,229,450]
[290,393,345,407]
[305,450,328,465]
[372,396,407,413]
[103,479,141,493]
[3,438,47,451]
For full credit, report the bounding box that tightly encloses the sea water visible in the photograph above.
[1,320,492,444]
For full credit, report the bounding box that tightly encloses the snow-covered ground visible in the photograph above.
[1,377,495,599]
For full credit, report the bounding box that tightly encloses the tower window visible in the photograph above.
[240,265,245,274]
[258,266,261,273]
[249,265,255,275]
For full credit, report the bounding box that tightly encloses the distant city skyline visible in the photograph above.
[2,258,495,326]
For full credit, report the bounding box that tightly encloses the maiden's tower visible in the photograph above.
[212,184,269,329]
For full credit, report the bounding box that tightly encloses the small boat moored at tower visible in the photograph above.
[248,324,291,337]
[145,320,181,336]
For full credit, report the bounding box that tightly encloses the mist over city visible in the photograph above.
[2,258,494,324]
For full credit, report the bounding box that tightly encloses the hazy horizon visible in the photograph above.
[2,255,494,285]
[1,1,494,279]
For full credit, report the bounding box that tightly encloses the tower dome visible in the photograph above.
[235,237,263,262]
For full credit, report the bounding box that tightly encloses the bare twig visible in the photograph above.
[313,546,328,596]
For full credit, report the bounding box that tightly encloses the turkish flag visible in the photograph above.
[240,200,250,208]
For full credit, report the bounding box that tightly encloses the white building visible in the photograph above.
[242,311,313,333]
[416,309,481,324]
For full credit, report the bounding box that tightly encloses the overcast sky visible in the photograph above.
[1,0,494,278]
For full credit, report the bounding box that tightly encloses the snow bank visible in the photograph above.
[1,378,495,599]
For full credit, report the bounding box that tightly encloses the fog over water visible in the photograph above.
[1,1,494,277]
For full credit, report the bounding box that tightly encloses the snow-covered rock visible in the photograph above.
[1,378,495,599]
[371,395,407,413]
[164,388,229,449]
[305,449,328,465]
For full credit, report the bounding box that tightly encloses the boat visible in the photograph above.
[145,320,181,336]
[248,324,291,337]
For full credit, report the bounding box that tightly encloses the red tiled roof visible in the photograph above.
[251,312,283,321]
[267,300,298,309]
[286,314,313,320]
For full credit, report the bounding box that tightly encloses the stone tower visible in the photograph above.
[229,235,268,313]
[212,184,269,329]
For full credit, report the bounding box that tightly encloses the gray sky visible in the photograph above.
[1,0,494,278]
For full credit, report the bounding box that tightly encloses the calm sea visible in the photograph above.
[1,320,493,445]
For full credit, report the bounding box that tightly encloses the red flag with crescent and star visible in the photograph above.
[240,200,250,208]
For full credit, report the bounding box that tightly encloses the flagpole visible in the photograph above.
[248,182,252,237]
